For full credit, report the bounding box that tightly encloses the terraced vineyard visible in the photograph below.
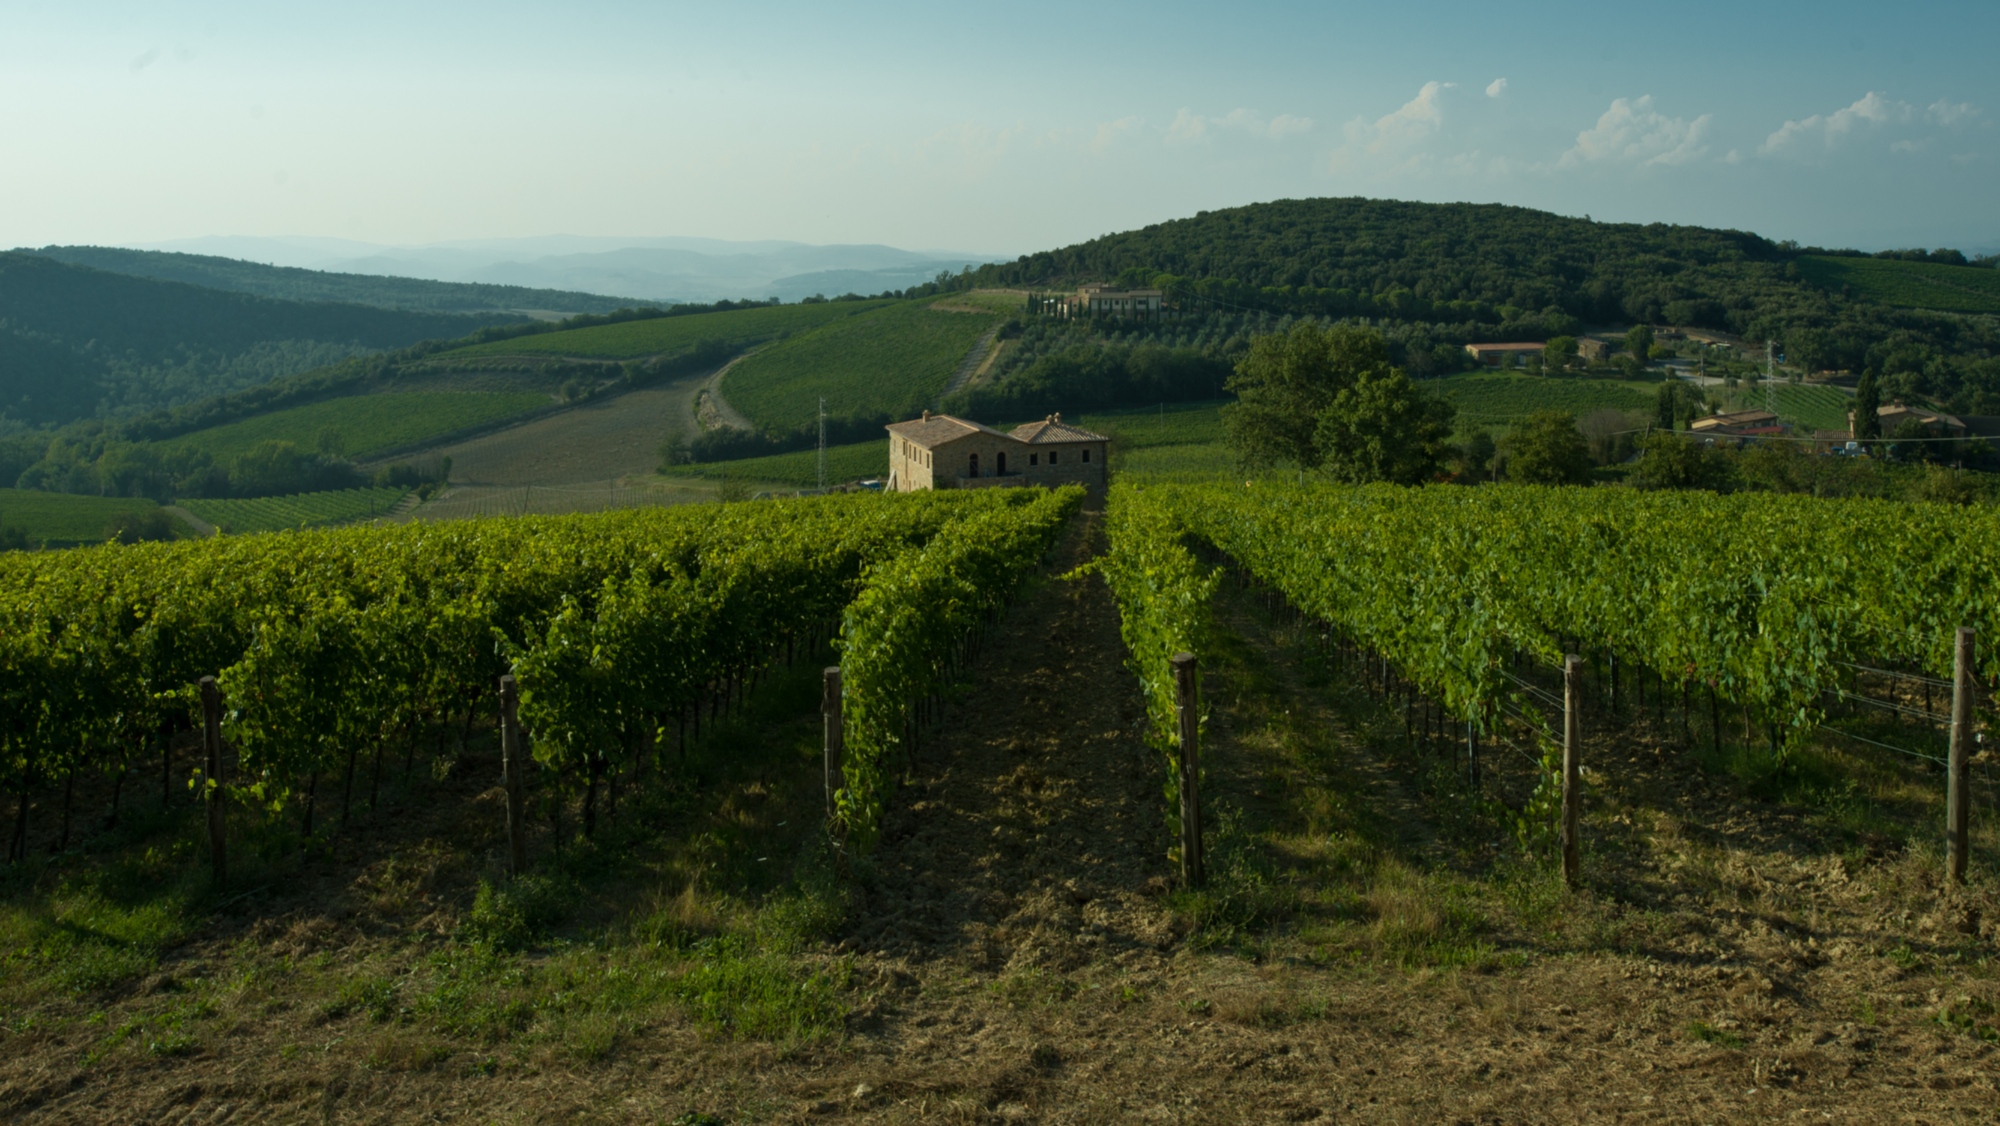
[180,486,411,533]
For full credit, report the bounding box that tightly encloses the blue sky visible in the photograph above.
[2,0,1994,255]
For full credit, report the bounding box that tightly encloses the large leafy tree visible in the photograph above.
[1315,368,1457,484]
[1506,410,1594,485]
[1222,322,1395,470]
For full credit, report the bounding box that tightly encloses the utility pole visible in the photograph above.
[817,397,826,491]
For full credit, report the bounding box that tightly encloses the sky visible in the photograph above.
[2,0,1996,258]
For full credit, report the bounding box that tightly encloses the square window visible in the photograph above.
[1082,448,1091,463]
[1049,451,1060,464]
[1029,453,1039,466]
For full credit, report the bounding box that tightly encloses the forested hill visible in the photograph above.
[28,246,644,316]
[0,253,517,426]
[968,197,2000,409]
[978,199,1782,326]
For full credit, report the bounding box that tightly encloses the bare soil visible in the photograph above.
[4,509,1998,1123]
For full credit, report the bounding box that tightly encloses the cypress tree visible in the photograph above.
[1854,369,1882,440]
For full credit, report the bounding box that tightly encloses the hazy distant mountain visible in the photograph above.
[139,235,1000,304]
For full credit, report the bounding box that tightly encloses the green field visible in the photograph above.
[1770,382,1854,432]
[1063,401,1226,448]
[1435,372,1654,428]
[1797,256,2000,315]
[162,392,552,462]
[723,302,1001,431]
[0,489,173,546]
[182,486,411,534]
[440,302,893,361]
[661,442,890,488]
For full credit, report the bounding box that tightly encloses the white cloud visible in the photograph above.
[1485,78,1507,98]
[1560,95,1711,167]
[1759,92,1907,155]
[1166,107,1315,143]
[1928,99,1977,126]
[1087,116,1144,155]
[1335,81,1453,166]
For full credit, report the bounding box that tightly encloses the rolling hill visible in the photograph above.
[27,246,646,316]
[0,253,517,427]
[965,197,2000,411]
[719,300,1001,433]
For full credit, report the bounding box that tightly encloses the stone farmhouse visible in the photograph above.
[885,411,1109,493]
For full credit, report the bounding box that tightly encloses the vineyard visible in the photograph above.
[0,487,1074,873]
[439,301,891,361]
[1103,479,2000,879]
[721,301,1001,432]
[5,479,2000,1121]
[0,489,176,547]
[179,486,412,533]
[161,391,553,462]
[1797,255,2000,316]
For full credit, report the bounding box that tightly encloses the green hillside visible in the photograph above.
[162,392,551,462]
[441,300,891,361]
[29,247,641,316]
[0,253,514,427]
[0,489,171,546]
[182,486,410,533]
[1770,382,1854,432]
[965,197,2000,413]
[723,301,999,432]
[1796,256,2000,316]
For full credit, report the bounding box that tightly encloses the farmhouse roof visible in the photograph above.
[1689,409,1779,432]
[1464,342,1546,353]
[885,411,1007,449]
[1010,414,1108,444]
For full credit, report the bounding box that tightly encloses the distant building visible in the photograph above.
[1689,409,1784,438]
[1038,284,1166,320]
[886,411,1109,493]
[1851,404,1968,438]
[1463,342,1546,366]
[1576,336,1612,363]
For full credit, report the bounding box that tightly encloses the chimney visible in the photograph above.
[922,410,931,421]
[1053,412,1062,423]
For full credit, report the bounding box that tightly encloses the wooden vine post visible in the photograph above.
[1172,652,1204,889]
[498,675,528,876]
[823,667,843,817]
[199,676,227,887]
[1948,627,1974,883]
[1561,655,1582,888]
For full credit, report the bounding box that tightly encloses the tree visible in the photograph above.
[1221,322,1396,470]
[1505,411,1593,485]
[1853,369,1882,441]
[1544,336,1579,372]
[1630,432,1731,491]
[1313,368,1457,485]
[1453,431,1497,481]
[1624,324,1655,366]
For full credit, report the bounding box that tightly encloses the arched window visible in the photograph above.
[996,451,1008,475]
